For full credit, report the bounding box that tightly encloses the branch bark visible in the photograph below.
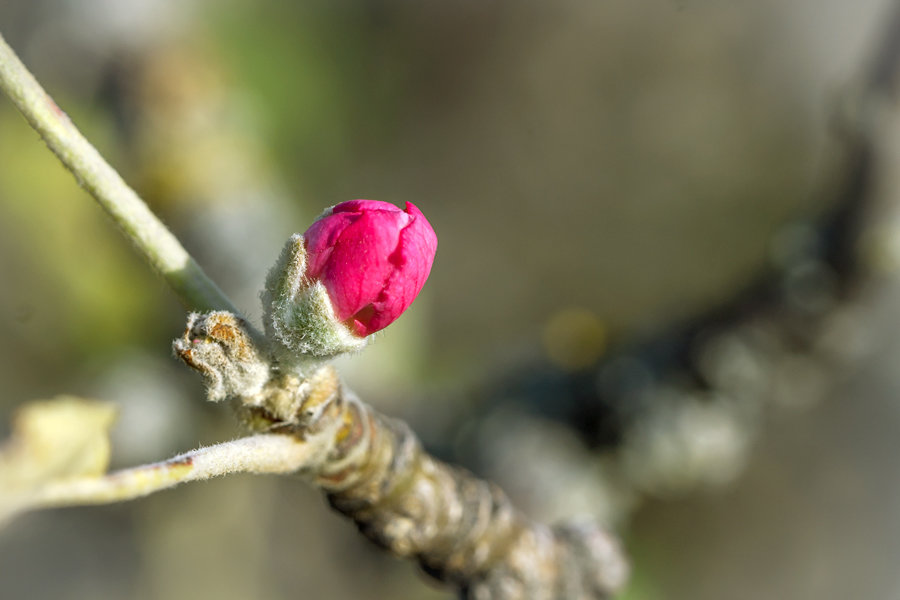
[175,312,629,598]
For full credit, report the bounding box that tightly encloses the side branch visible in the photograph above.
[29,434,323,509]
[0,32,237,315]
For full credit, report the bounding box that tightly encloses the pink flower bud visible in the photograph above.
[302,200,437,337]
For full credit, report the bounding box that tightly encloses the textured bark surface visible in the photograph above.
[316,390,627,598]
[177,311,628,599]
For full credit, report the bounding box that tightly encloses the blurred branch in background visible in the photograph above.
[447,0,900,519]
[431,0,900,586]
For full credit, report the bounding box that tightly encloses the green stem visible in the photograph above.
[0,31,238,315]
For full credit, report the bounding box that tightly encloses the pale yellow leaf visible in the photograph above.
[0,396,117,519]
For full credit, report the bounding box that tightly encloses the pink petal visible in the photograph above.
[302,199,437,336]
[361,203,437,333]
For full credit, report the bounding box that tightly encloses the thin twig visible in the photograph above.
[0,32,239,317]
[31,433,323,508]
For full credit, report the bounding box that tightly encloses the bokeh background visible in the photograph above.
[1,1,899,598]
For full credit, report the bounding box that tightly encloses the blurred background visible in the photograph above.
[1,0,899,598]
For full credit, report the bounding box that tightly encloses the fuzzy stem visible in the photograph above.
[28,434,323,509]
[0,31,237,315]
